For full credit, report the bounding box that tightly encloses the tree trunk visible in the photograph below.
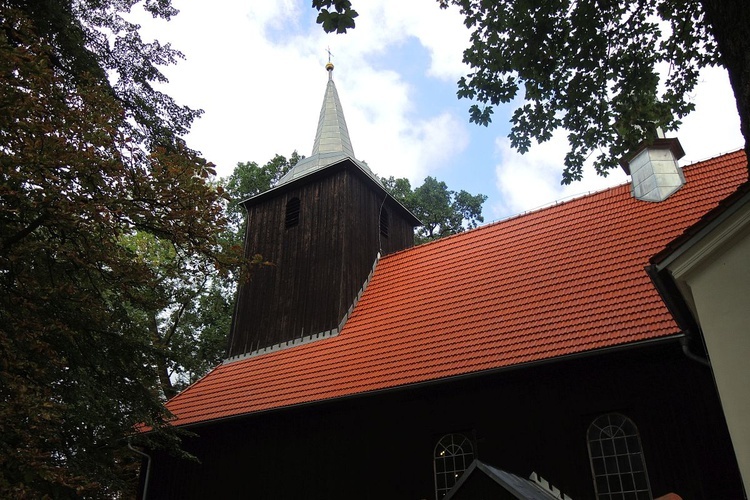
[701,0,750,175]
[158,355,177,400]
[150,313,177,399]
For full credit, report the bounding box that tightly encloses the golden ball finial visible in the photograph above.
[325,62,334,72]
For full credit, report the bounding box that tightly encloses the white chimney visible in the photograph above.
[620,131,686,202]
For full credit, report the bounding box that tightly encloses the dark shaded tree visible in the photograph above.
[313,0,750,183]
[128,152,301,399]
[121,232,234,399]
[0,2,237,496]
[383,176,487,244]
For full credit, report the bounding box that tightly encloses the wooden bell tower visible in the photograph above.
[227,64,420,358]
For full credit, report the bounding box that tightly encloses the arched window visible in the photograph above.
[285,197,300,228]
[434,433,474,499]
[379,208,390,238]
[587,413,652,500]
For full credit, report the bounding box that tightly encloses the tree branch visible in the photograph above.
[2,210,49,252]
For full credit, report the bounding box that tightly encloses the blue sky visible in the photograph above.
[134,0,743,222]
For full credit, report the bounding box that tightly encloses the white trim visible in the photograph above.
[668,200,750,280]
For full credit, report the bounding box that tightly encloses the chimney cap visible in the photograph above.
[620,137,685,175]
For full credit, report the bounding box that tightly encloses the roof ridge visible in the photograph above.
[382,182,631,258]
[679,147,745,168]
[387,149,747,258]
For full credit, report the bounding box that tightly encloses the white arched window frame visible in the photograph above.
[434,433,474,499]
[587,413,652,500]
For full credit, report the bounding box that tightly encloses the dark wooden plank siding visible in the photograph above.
[145,344,744,499]
[228,165,416,357]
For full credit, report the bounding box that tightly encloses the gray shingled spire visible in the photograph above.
[276,63,376,186]
[311,63,355,158]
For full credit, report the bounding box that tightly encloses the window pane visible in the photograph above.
[627,436,640,453]
[618,455,631,472]
[614,438,628,455]
[621,473,635,491]
[608,475,622,493]
[436,473,446,489]
[588,414,652,499]
[434,434,474,499]
[634,472,649,490]
[596,475,610,493]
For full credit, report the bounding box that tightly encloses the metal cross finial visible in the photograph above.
[325,46,334,78]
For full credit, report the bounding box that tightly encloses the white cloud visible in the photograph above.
[492,134,628,217]
[131,0,471,183]
[677,66,743,164]
[132,0,742,218]
[337,67,469,182]
[329,0,469,81]
[131,1,327,172]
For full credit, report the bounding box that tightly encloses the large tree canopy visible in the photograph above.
[110,153,301,406]
[382,176,487,244]
[314,0,750,183]
[123,153,301,401]
[0,2,235,496]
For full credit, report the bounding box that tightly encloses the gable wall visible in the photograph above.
[670,213,750,492]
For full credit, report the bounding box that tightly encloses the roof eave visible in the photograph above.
[647,182,750,336]
[166,333,684,431]
[651,182,750,271]
[240,157,422,226]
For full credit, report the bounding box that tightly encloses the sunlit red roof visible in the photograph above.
[167,151,747,427]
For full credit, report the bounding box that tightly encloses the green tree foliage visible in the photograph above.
[314,0,750,183]
[139,152,303,399]
[312,0,358,33]
[0,2,236,496]
[99,152,301,407]
[117,152,302,402]
[382,176,487,244]
[120,232,234,399]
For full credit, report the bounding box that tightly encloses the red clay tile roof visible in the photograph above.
[167,150,748,427]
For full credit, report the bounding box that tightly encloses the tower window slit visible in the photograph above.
[285,197,300,228]
[380,209,389,238]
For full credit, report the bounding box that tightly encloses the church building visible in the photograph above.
[141,64,747,499]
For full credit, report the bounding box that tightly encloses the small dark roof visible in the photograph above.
[444,460,570,500]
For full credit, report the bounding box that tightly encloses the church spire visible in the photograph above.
[311,62,355,158]
[275,62,377,187]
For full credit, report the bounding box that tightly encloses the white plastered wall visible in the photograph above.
[669,205,750,494]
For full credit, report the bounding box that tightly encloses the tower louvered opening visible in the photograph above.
[379,209,389,238]
[285,197,300,228]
